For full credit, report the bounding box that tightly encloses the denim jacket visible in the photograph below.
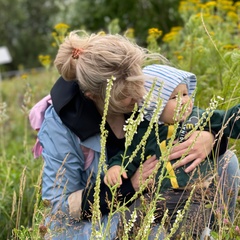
[36,104,120,239]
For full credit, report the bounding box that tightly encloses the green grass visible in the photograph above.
[0,70,58,240]
[0,66,239,240]
[1,1,240,237]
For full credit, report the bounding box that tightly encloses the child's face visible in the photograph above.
[159,84,193,124]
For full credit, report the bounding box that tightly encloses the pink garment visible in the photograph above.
[29,95,94,169]
[81,146,94,170]
[29,94,52,158]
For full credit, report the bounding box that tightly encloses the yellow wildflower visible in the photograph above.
[51,42,57,47]
[217,1,235,12]
[195,12,210,18]
[54,23,70,31]
[222,44,238,50]
[146,28,162,52]
[179,1,189,7]
[38,55,52,70]
[162,32,179,43]
[177,55,184,60]
[209,31,215,36]
[148,28,162,38]
[235,2,240,8]
[53,23,70,41]
[198,3,206,9]
[227,11,239,22]
[205,1,217,7]
[21,74,28,80]
[218,0,234,6]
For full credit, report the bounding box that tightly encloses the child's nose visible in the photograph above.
[181,96,188,105]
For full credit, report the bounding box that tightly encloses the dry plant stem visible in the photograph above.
[11,191,17,221]
[123,78,159,162]
[1,165,11,204]
[0,102,8,159]
[15,167,27,237]
[122,84,166,238]
[91,77,114,240]
[213,153,233,239]
[0,125,5,159]
[101,78,159,238]
[32,164,44,225]
[21,83,32,155]
[201,12,228,80]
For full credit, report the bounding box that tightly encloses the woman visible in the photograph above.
[29,31,239,239]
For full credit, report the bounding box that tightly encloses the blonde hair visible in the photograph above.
[54,30,165,114]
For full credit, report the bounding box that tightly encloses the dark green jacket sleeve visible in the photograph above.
[108,120,157,178]
[107,150,125,169]
[198,104,240,139]
[108,144,144,179]
[107,123,147,178]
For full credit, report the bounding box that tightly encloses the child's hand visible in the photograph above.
[104,165,128,187]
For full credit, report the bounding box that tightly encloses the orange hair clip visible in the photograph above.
[72,48,83,59]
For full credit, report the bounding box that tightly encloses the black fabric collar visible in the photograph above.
[50,76,102,141]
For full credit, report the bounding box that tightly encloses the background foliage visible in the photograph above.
[0,0,240,239]
[0,0,239,74]
[1,0,182,71]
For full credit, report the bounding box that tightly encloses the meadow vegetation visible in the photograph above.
[0,0,240,239]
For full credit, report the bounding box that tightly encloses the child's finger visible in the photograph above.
[122,171,128,179]
[103,176,108,185]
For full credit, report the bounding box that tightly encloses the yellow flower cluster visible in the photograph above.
[222,44,238,50]
[38,55,52,70]
[177,0,239,49]
[54,23,70,33]
[148,28,162,39]
[205,1,217,7]
[179,1,201,14]
[52,23,70,46]
[227,11,239,22]
[162,27,182,43]
[146,28,162,52]
[20,74,28,80]
[180,0,239,16]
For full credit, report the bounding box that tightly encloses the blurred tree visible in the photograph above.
[0,0,200,72]
[68,0,182,45]
[1,0,239,72]
[0,0,60,71]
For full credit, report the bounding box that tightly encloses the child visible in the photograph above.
[104,64,240,238]
[104,64,239,189]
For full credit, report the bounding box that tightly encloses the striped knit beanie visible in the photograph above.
[141,64,197,124]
